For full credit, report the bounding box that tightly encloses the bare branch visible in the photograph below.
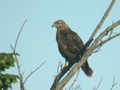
[57,61,63,73]
[96,32,120,49]
[93,78,103,90]
[110,77,117,90]
[24,61,46,84]
[13,19,27,90]
[89,0,115,40]
[69,70,80,90]
[74,85,82,90]
[13,19,27,53]
[90,20,120,50]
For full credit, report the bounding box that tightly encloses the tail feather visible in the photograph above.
[81,61,93,77]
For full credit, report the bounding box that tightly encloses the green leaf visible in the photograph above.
[0,52,17,72]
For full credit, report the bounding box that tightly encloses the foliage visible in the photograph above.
[0,53,19,90]
[0,74,19,90]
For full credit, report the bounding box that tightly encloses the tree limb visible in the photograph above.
[13,19,27,90]
[89,0,115,40]
[69,70,80,89]
[93,20,120,50]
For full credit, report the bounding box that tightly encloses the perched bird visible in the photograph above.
[52,20,93,77]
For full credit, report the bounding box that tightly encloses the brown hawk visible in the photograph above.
[52,20,93,77]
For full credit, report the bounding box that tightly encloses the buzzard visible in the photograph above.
[52,20,93,77]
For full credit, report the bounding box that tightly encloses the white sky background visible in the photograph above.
[0,0,120,90]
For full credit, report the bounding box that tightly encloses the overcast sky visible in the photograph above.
[0,0,120,90]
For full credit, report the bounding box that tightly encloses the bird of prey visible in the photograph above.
[52,20,93,77]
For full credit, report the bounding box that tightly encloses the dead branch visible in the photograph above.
[93,20,120,50]
[13,19,27,53]
[13,19,27,90]
[89,0,115,40]
[110,77,117,90]
[24,60,46,84]
[69,70,80,90]
[93,78,103,90]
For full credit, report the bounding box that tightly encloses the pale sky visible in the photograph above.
[0,0,120,90]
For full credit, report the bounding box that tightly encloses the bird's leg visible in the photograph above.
[64,61,67,67]
[58,61,68,72]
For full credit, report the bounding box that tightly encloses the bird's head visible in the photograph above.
[52,20,69,30]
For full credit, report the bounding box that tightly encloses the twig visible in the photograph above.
[74,85,82,90]
[13,19,27,90]
[57,61,62,73]
[24,60,46,84]
[96,32,120,49]
[69,70,80,90]
[93,78,103,90]
[14,19,27,53]
[102,32,120,43]
[109,30,113,38]
[92,21,120,50]
[91,20,120,50]
[110,77,117,90]
[89,0,115,40]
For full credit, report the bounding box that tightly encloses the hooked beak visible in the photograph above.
[52,23,57,27]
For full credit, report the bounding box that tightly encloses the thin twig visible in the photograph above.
[69,70,80,90]
[74,85,82,90]
[14,19,27,53]
[24,60,46,84]
[110,77,117,90]
[89,0,115,40]
[13,19,27,90]
[95,32,120,50]
[101,33,120,44]
[93,78,103,90]
[91,20,120,50]
[57,61,62,73]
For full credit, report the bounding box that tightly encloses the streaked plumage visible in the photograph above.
[52,20,93,77]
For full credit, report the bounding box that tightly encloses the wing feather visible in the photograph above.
[56,29,84,60]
